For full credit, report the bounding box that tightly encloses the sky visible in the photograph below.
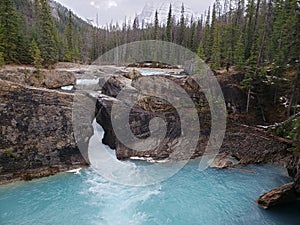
[55,0,215,27]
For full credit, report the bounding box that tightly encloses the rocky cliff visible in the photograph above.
[94,71,300,208]
[0,69,88,184]
[0,65,298,209]
[95,73,291,163]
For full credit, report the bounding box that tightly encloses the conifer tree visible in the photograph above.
[166,4,172,42]
[0,0,19,63]
[189,18,197,51]
[65,10,74,62]
[179,3,186,45]
[203,7,211,57]
[38,0,58,67]
[91,28,98,61]
[211,22,221,69]
[209,3,217,56]
[153,10,159,40]
[197,41,206,60]
[245,0,256,60]
[16,16,31,64]
[30,39,43,69]
[234,35,245,69]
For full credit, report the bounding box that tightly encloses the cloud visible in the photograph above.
[107,1,118,8]
[90,0,118,10]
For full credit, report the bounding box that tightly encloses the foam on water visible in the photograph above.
[76,79,100,85]
[1,161,300,225]
[1,120,300,224]
[138,69,169,76]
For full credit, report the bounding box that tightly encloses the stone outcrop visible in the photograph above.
[287,153,300,197]
[256,183,298,209]
[95,71,297,209]
[0,79,88,184]
[0,64,298,203]
[209,154,239,169]
[27,70,76,89]
[96,73,210,160]
[95,73,291,164]
[123,69,142,80]
[0,67,75,89]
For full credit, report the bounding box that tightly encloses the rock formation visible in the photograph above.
[0,67,76,89]
[256,183,298,209]
[0,64,298,208]
[0,78,88,184]
[95,72,291,165]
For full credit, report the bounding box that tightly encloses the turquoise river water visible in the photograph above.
[1,161,300,225]
[1,69,300,224]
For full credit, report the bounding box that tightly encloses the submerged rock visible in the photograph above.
[256,182,298,209]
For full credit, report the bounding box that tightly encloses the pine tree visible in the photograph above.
[153,10,159,40]
[189,18,197,51]
[179,3,185,45]
[133,17,139,30]
[203,7,211,57]
[245,0,256,60]
[65,10,74,62]
[166,4,172,42]
[234,35,245,69]
[0,0,19,63]
[15,15,31,64]
[38,0,58,67]
[91,27,98,61]
[211,22,221,69]
[30,39,43,69]
[209,3,217,55]
[197,41,206,60]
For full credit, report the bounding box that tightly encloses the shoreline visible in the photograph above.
[0,160,290,186]
[0,63,299,209]
[0,164,87,186]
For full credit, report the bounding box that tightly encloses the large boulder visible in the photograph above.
[123,69,142,80]
[256,182,298,209]
[209,154,239,168]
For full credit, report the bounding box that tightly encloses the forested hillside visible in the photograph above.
[1,0,299,67]
[0,0,96,66]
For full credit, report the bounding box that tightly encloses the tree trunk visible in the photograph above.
[246,88,251,113]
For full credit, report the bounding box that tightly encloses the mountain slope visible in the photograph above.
[12,0,96,62]
[136,1,200,26]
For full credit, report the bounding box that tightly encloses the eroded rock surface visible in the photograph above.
[0,67,75,89]
[95,73,291,165]
[256,183,298,209]
[0,79,89,184]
